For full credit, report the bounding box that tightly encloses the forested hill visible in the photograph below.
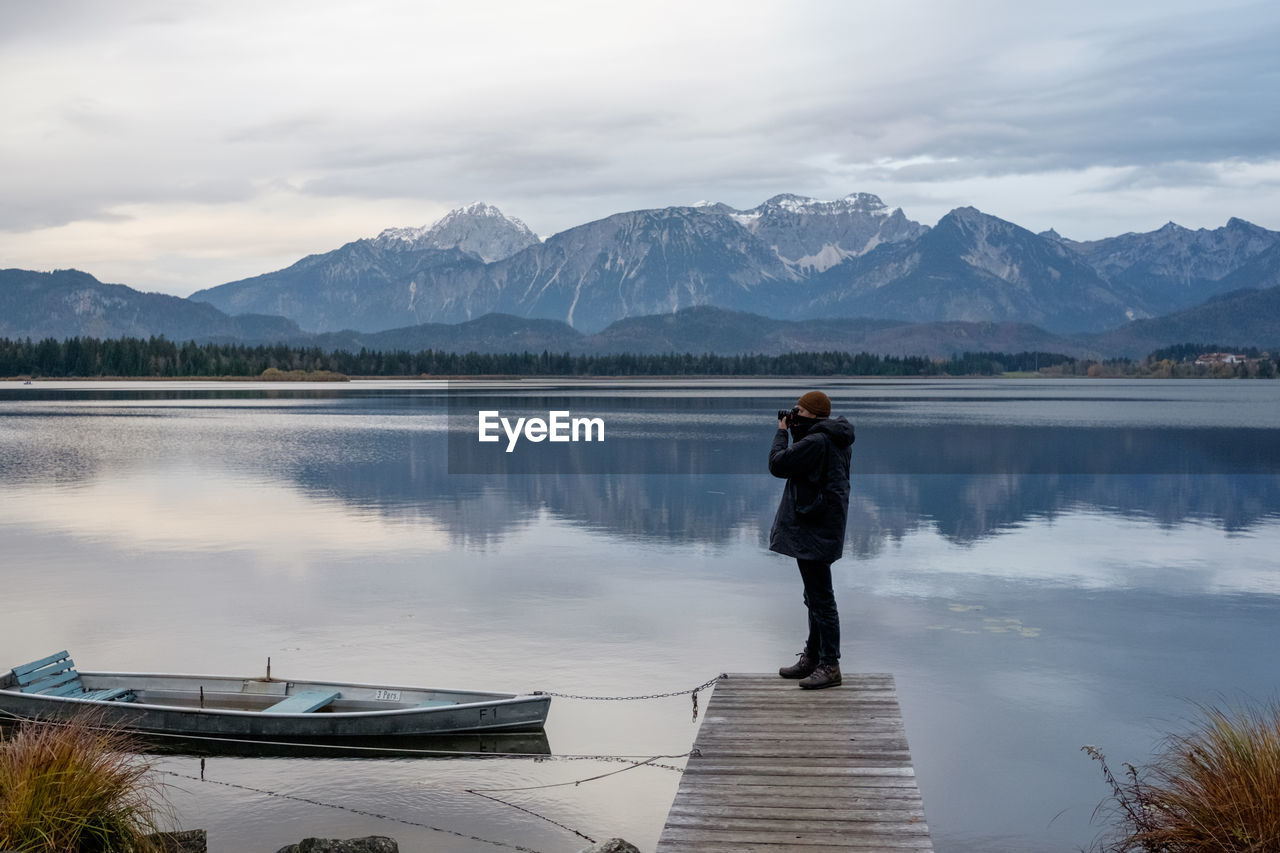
[0,335,1078,378]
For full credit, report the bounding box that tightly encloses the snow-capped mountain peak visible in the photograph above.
[723,191,925,271]
[758,193,820,213]
[374,225,431,245]
[373,203,540,262]
[840,192,894,216]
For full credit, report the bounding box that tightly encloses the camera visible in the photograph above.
[777,406,799,425]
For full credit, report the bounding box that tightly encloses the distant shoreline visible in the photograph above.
[3,373,1270,382]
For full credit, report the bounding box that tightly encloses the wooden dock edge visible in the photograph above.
[656,672,932,851]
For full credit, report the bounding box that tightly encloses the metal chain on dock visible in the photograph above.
[534,673,723,701]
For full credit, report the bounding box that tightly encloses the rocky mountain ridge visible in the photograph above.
[190,195,936,332]
[0,268,300,343]
[4,267,1278,361]
[1051,216,1279,315]
[188,195,1280,335]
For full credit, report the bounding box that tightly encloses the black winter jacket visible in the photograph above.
[768,416,855,563]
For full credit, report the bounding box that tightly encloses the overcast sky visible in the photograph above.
[2,0,1278,296]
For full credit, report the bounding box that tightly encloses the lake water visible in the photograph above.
[2,377,1280,852]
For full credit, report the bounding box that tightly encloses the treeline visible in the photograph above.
[0,335,1078,378]
[0,337,331,378]
[2,335,1274,379]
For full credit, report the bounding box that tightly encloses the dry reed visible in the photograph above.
[1086,701,1280,851]
[0,714,172,852]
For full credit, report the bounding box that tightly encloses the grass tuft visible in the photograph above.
[1086,701,1280,851]
[0,714,173,852]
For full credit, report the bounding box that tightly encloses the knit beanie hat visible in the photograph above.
[797,390,831,418]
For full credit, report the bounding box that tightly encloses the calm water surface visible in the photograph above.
[2,378,1280,852]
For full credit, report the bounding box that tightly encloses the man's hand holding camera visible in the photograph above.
[778,404,813,431]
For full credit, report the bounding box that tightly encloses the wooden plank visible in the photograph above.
[691,727,911,742]
[692,746,913,759]
[722,671,897,684]
[685,762,916,774]
[678,775,922,791]
[12,651,72,678]
[41,680,87,697]
[672,786,924,804]
[19,668,80,693]
[655,824,936,845]
[691,728,912,745]
[663,814,931,835]
[666,804,927,821]
[701,710,907,720]
[262,690,341,714]
[692,744,911,756]
[657,673,932,852]
[696,723,907,735]
[706,703,904,713]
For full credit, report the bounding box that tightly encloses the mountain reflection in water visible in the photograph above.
[4,382,1277,550]
[2,378,1280,853]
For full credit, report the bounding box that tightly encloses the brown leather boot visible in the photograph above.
[778,651,818,679]
[798,663,842,689]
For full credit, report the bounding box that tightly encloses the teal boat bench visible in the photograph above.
[12,651,136,703]
[262,690,341,714]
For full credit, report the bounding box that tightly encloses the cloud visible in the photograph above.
[0,470,452,571]
[1,0,1277,292]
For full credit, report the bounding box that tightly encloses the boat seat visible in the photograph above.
[14,651,81,695]
[11,651,136,703]
[262,690,341,714]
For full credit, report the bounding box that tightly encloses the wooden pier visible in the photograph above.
[656,673,932,851]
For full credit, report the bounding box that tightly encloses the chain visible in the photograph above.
[159,769,547,853]
[466,791,595,844]
[533,674,723,701]
[468,753,693,789]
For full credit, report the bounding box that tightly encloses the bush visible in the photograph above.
[1086,701,1280,851]
[0,715,172,852]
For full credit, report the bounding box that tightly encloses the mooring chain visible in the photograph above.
[467,791,595,845]
[549,753,689,772]
[534,673,724,702]
[160,769,548,853]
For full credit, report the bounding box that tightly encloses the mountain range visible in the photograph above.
[4,193,1280,359]
[187,193,1280,336]
[7,266,1280,361]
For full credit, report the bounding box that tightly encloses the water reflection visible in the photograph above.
[3,380,1280,852]
[2,399,1277,554]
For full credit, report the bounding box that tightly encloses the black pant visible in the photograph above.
[797,558,840,665]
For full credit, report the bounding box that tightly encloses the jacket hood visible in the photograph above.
[812,415,855,449]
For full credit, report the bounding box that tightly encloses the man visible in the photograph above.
[768,390,855,689]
